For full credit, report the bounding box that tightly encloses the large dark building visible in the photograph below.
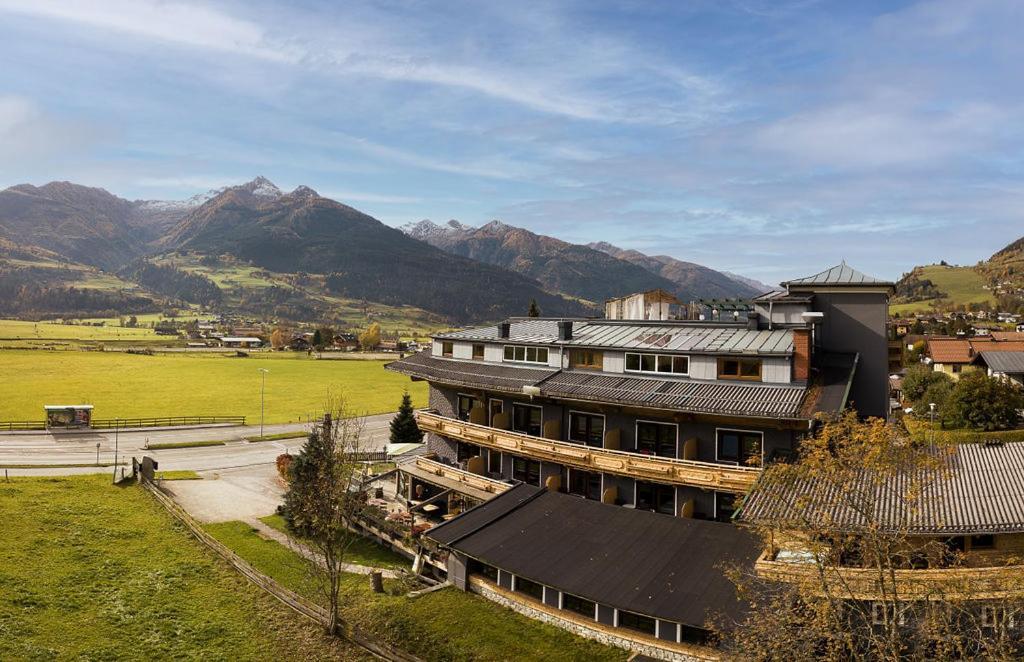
[385,263,894,658]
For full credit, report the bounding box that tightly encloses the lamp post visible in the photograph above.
[929,402,936,443]
[112,418,120,484]
[258,368,270,439]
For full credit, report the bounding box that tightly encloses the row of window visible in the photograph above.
[441,342,766,381]
[456,394,765,466]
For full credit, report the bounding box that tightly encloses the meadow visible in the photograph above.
[0,349,426,423]
[0,475,365,660]
[890,264,995,315]
[0,318,163,344]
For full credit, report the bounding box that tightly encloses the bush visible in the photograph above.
[944,371,1024,431]
[275,453,293,481]
[902,364,953,408]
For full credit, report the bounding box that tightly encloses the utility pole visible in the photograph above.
[258,368,270,439]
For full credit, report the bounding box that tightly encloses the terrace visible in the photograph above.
[416,410,760,493]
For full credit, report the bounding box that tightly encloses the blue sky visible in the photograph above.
[1,0,1022,283]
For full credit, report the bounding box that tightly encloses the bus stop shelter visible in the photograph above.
[44,405,93,428]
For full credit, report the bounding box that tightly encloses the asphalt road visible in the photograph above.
[0,412,396,476]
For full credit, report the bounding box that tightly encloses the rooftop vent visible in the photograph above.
[557,320,573,341]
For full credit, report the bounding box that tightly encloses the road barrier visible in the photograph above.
[0,415,246,432]
[140,474,421,662]
[0,421,46,431]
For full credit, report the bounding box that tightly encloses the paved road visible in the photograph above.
[0,412,396,476]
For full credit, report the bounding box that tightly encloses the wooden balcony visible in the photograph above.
[406,455,512,499]
[416,410,760,493]
[756,551,1024,600]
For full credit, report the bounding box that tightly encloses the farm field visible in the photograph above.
[0,349,426,423]
[890,265,995,315]
[0,318,164,344]
[0,475,365,660]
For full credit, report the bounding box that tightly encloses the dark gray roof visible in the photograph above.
[537,370,808,419]
[428,485,759,628]
[384,350,557,394]
[809,352,858,418]
[975,351,1024,374]
[437,320,793,356]
[780,262,894,289]
[739,441,1024,534]
[386,351,819,419]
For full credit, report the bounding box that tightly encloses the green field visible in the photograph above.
[0,475,365,660]
[890,265,995,314]
[0,349,425,423]
[0,319,163,343]
[205,520,626,661]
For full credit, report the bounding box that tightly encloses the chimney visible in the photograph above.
[746,311,760,330]
[498,321,511,339]
[793,328,811,381]
[557,320,573,341]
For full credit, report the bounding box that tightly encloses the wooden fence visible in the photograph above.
[0,415,245,432]
[141,478,422,662]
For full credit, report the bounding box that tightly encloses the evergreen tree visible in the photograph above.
[527,299,541,317]
[312,328,324,348]
[390,391,423,444]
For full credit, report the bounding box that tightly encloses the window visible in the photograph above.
[514,576,544,601]
[618,610,656,636]
[625,352,689,375]
[487,449,501,475]
[952,364,963,373]
[470,559,498,583]
[714,492,737,523]
[636,481,675,515]
[503,345,549,364]
[457,394,478,422]
[488,399,504,427]
[441,341,454,357]
[562,593,596,619]
[636,421,677,458]
[512,403,543,436]
[717,357,762,381]
[981,606,1016,629]
[871,602,906,626]
[716,429,763,467]
[569,350,603,370]
[969,534,995,550]
[456,442,480,463]
[472,343,485,360]
[568,470,602,501]
[569,412,604,447]
[512,457,541,486]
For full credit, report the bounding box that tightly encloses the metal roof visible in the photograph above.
[739,442,1024,535]
[780,262,894,289]
[537,371,808,419]
[384,350,558,394]
[427,484,759,628]
[975,351,1024,374]
[437,320,794,356]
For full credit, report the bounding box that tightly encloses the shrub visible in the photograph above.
[944,371,1024,431]
[275,453,293,481]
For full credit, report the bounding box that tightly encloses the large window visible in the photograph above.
[717,357,762,381]
[716,429,763,466]
[488,399,504,427]
[568,469,602,501]
[512,403,543,436]
[636,481,675,515]
[487,450,502,475]
[472,343,485,360]
[569,412,604,447]
[457,394,478,422]
[569,349,603,370]
[562,593,596,619]
[618,610,656,636]
[625,353,689,375]
[513,457,541,486]
[441,341,454,357]
[636,421,677,458]
[503,345,549,364]
[469,559,498,583]
[514,576,544,601]
[714,492,737,523]
[456,442,480,463]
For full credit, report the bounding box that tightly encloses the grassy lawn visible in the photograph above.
[155,470,202,480]
[0,475,367,660]
[904,418,1024,443]
[0,349,426,423]
[258,514,408,570]
[205,520,626,662]
[0,319,161,342]
[891,265,995,314]
[147,439,227,450]
[248,430,310,442]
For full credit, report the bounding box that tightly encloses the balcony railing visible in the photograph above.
[756,551,1024,600]
[409,456,512,496]
[416,410,760,493]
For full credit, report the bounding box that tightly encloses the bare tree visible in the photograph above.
[718,412,1024,661]
[280,396,369,635]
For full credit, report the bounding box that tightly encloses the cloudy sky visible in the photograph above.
[1,0,1021,282]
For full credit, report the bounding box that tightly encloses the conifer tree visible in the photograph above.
[527,299,541,317]
[389,391,423,444]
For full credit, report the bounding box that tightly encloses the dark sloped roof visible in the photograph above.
[975,351,1024,374]
[384,350,557,394]
[428,485,759,628]
[537,370,808,419]
[739,442,1024,535]
[807,352,858,418]
[781,262,894,289]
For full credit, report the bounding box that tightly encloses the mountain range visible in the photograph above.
[1,177,774,324]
